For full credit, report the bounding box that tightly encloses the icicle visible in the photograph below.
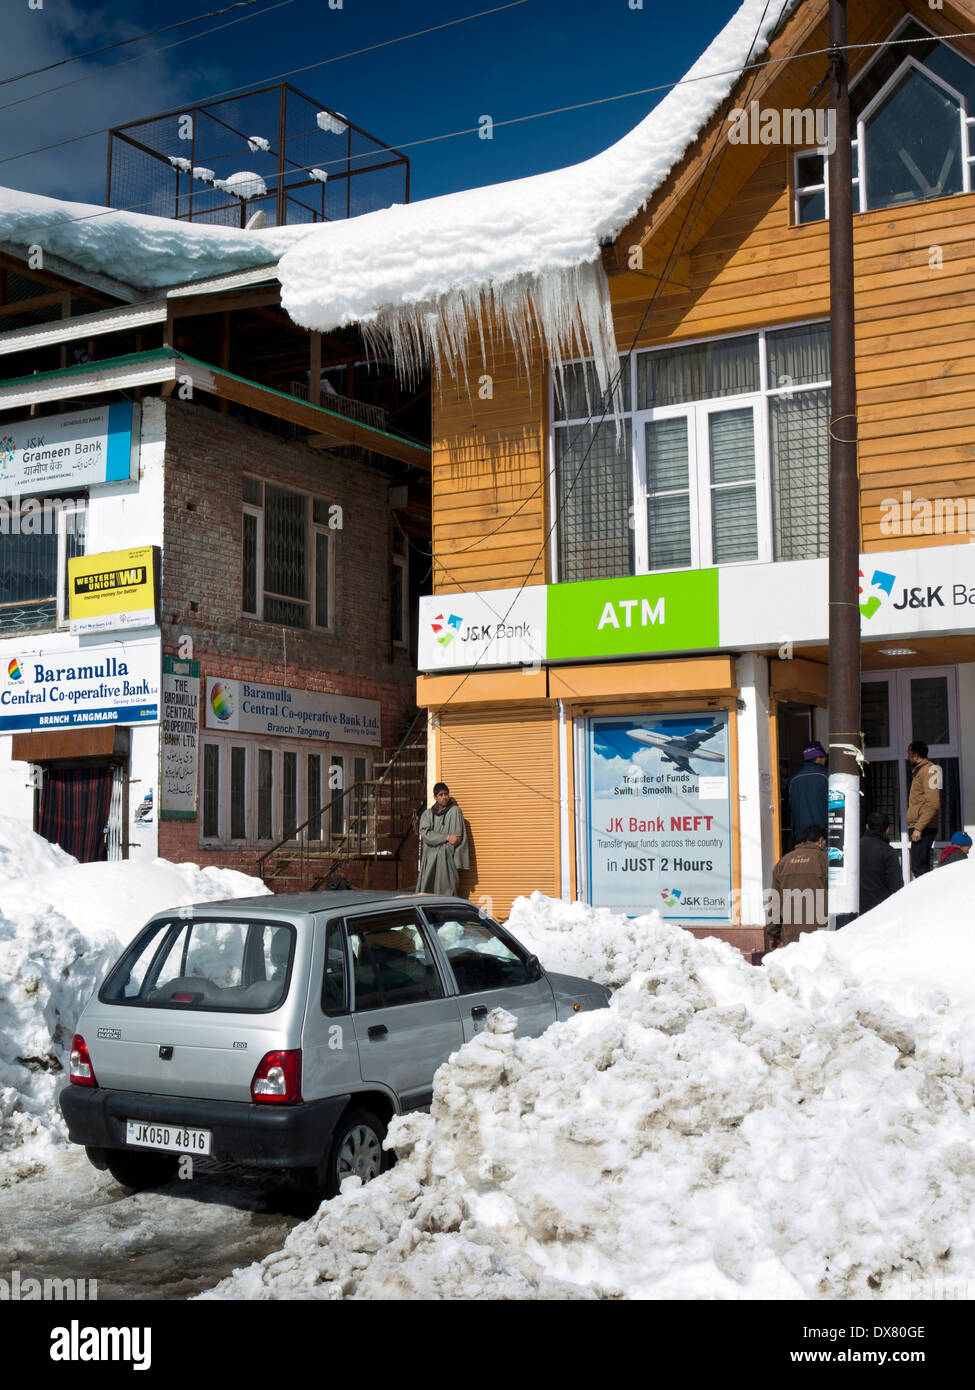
[358,258,623,430]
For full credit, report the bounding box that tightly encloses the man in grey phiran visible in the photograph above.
[417,782,469,895]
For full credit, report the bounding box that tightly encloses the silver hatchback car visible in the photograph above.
[60,891,610,1196]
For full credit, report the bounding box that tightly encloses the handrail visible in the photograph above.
[257,710,427,881]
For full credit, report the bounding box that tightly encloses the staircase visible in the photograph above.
[257,712,427,893]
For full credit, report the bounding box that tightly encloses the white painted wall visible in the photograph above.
[0,401,166,861]
[735,653,775,925]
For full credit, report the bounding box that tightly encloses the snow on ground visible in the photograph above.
[205,867,975,1301]
[506,890,681,988]
[0,819,268,1176]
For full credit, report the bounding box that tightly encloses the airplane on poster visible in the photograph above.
[625,723,725,776]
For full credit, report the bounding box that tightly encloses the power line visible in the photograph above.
[0,0,531,168]
[0,0,267,89]
[424,0,776,733]
[0,0,299,118]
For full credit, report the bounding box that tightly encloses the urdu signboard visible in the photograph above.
[0,403,137,495]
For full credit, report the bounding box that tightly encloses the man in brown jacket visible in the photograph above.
[907,740,941,879]
[766,824,828,949]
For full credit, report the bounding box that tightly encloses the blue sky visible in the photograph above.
[0,0,744,209]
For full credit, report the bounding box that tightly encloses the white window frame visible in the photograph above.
[795,15,974,224]
[550,323,829,581]
[199,730,370,847]
[0,495,87,634]
[241,477,333,631]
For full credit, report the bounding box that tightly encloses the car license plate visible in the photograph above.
[125,1120,212,1155]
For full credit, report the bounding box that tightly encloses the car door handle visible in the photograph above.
[367,1025,388,1040]
[471,1006,487,1019]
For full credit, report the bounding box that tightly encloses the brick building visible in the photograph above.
[0,254,430,885]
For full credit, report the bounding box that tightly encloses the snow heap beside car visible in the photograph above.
[206,864,975,1301]
[0,819,268,1176]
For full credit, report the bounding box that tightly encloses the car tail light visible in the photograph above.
[69,1034,97,1088]
[250,1049,302,1104]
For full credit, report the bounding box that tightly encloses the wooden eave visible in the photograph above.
[0,347,430,470]
[603,0,975,283]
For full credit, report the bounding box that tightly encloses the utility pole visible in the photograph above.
[827,0,861,929]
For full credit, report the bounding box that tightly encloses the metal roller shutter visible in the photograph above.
[437,705,559,917]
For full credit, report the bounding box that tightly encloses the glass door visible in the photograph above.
[861,666,961,881]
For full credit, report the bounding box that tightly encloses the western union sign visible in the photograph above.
[68,545,159,635]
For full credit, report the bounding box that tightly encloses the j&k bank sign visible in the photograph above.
[418,545,975,671]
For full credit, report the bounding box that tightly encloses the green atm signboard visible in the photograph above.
[546,569,720,661]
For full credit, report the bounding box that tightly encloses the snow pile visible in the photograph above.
[0,820,268,1175]
[278,0,796,405]
[206,870,975,1300]
[247,136,272,153]
[309,169,329,184]
[507,890,684,988]
[168,156,192,173]
[214,172,268,200]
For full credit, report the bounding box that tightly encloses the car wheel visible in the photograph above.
[325,1108,386,1198]
[104,1149,179,1191]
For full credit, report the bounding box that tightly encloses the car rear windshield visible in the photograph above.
[100,917,296,1012]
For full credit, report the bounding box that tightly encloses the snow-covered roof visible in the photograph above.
[0,0,794,388]
[277,0,796,332]
[0,185,311,295]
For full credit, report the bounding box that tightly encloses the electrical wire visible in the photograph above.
[0,1,268,89]
[0,0,300,118]
[0,0,531,167]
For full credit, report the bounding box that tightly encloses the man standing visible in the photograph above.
[767,823,828,950]
[858,811,902,916]
[417,782,469,896]
[787,741,829,843]
[906,741,941,878]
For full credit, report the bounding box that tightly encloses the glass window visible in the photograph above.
[0,497,85,636]
[283,751,297,839]
[863,65,963,211]
[242,511,258,614]
[242,485,331,629]
[637,335,759,409]
[230,745,246,839]
[321,921,348,1015]
[645,417,692,571]
[552,356,631,420]
[330,756,344,836]
[100,918,295,1012]
[308,753,322,841]
[709,409,757,565]
[769,388,830,561]
[555,420,633,583]
[202,743,220,838]
[911,676,950,745]
[315,530,329,628]
[766,322,831,389]
[347,912,444,1009]
[423,907,530,994]
[258,748,273,840]
[861,681,891,748]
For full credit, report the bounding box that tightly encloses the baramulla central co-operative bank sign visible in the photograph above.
[0,640,160,731]
[206,678,380,746]
[0,403,137,494]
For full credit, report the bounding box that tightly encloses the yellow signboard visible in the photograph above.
[68,545,159,634]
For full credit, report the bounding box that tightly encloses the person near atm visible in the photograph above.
[787,740,829,842]
[906,741,941,878]
[858,811,903,917]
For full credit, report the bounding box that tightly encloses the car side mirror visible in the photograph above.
[525,954,542,982]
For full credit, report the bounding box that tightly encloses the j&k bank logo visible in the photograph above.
[432,613,463,648]
[859,569,895,620]
[660,888,681,908]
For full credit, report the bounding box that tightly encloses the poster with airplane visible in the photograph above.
[587,712,733,921]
